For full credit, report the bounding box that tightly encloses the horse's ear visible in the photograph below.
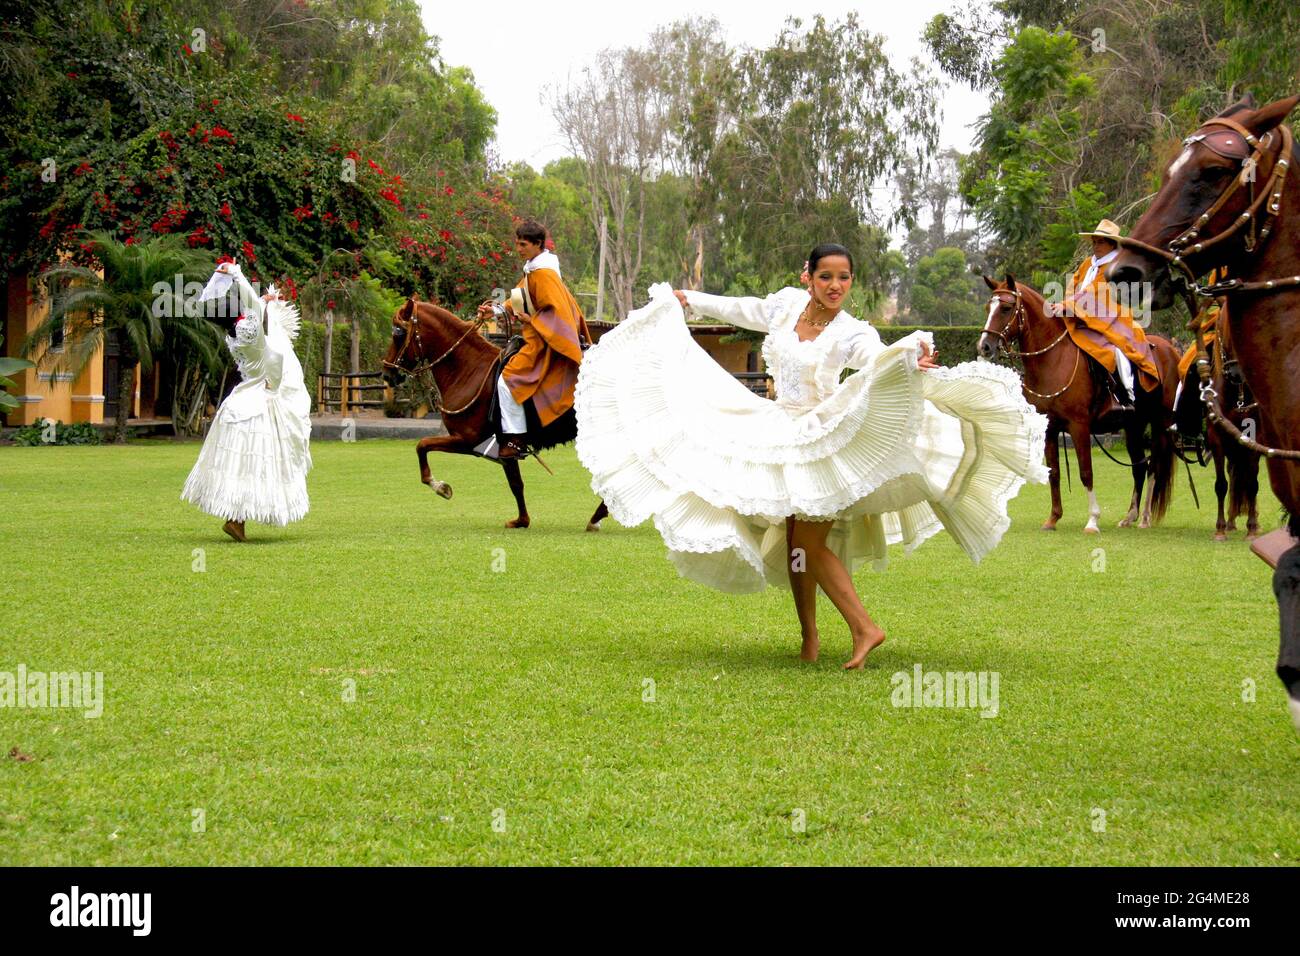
[1217,93,1256,117]
[398,297,415,321]
[982,274,998,291]
[1005,273,1017,292]
[1244,94,1300,137]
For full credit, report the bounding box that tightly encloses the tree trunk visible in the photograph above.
[115,350,135,444]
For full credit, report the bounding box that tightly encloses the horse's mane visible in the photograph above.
[410,299,498,355]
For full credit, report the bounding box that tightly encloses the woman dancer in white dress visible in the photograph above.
[575,244,1048,668]
[181,260,312,540]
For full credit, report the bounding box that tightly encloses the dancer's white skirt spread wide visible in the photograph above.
[181,266,313,527]
[575,283,1050,594]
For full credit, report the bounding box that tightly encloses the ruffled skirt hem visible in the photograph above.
[574,285,1048,594]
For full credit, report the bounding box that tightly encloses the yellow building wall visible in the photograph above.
[3,273,126,426]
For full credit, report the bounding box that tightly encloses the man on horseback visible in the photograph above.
[478,220,591,460]
[1044,219,1160,424]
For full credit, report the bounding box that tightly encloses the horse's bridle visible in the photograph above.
[982,288,1080,401]
[983,289,1070,358]
[1113,116,1300,460]
[381,302,496,416]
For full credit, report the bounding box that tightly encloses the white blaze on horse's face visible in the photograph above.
[986,298,999,330]
[1167,146,1194,180]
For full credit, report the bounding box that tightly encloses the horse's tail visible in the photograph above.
[1226,438,1259,520]
[1148,423,1176,523]
[1148,334,1179,523]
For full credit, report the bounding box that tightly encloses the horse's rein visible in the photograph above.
[381,303,497,416]
[983,289,1079,401]
[983,290,1070,358]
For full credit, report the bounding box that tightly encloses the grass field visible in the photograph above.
[2,437,1297,865]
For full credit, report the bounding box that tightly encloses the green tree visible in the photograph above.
[26,231,217,442]
[908,247,985,326]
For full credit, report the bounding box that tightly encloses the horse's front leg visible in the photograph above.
[1212,438,1229,541]
[501,458,530,528]
[1272,542,1300,734]
[1069,421,1100,534]
[416,435,471,499]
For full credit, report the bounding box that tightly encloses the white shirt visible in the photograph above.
[523,250,562,278]
[1080,248,1118,289]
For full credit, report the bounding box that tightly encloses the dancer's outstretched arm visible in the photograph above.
[672,287,803,333]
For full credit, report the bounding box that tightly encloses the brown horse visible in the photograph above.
[1106,93,1300,728]
[978,275,1179,532]
[379,297,608,531]
[1175,322,1262,541]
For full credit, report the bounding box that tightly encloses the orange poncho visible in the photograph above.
[1063,257,1161,391]
[502,267,591,426]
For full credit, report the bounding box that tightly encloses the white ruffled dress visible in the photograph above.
[575,284,1049,593]
[181,270,312,526]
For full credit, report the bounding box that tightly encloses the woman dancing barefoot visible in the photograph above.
[181,260,313,541]
[575,244,1048,668]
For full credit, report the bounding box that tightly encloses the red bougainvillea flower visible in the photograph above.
[346,149,360,161]
[216,254,235,265]
[292,205,313,220]
[124,237,138,246]
[215,163,225,176]
[220,201,232,220]
[443,186,454,196]
[378,188,400,206]
[241,240,256,262]
[326,299,336,310]
[417,212,429,219]
[209,126,235,142]
[367,159,384,174]
[347,220,358,232]
[478,257,488,266]
[181,44,193,57]
[72,162,92,176]
[439,230,453,241]
[66,72,77,79]
[285,113,304,123]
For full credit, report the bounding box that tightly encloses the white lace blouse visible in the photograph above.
[682,287,932,413]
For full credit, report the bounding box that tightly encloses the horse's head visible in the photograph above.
[978,273,1028,360]
[1110,92,1300,310]
[381,297,420,387]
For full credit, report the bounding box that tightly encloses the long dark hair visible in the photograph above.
[807,242,854,275]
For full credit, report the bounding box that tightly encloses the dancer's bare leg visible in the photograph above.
[786,518,819,661]
[790,519,885,669]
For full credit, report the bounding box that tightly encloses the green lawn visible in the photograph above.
[1,438,1296,865]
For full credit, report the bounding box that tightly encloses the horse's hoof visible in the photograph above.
[1227,520,1238,532]
[505,517,530,529]
[432,482,453,500]
[1247,531,1261,542]
[1040,522,1058,531]
[1213,532,1228,542]
[1116,519,1132,529]
[1138,519,1152,530]
[1084,526,1101,535]
[586,522,601,533]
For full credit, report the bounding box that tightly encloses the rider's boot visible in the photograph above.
[497,434,529,460]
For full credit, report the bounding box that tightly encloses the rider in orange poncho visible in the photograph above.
[478,220,590,460]
[1045,219,1160,421]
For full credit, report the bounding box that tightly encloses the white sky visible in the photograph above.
[424,0,991,178]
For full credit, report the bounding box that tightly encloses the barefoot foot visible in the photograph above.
[843,626,885,670]
[799,632,819,662]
